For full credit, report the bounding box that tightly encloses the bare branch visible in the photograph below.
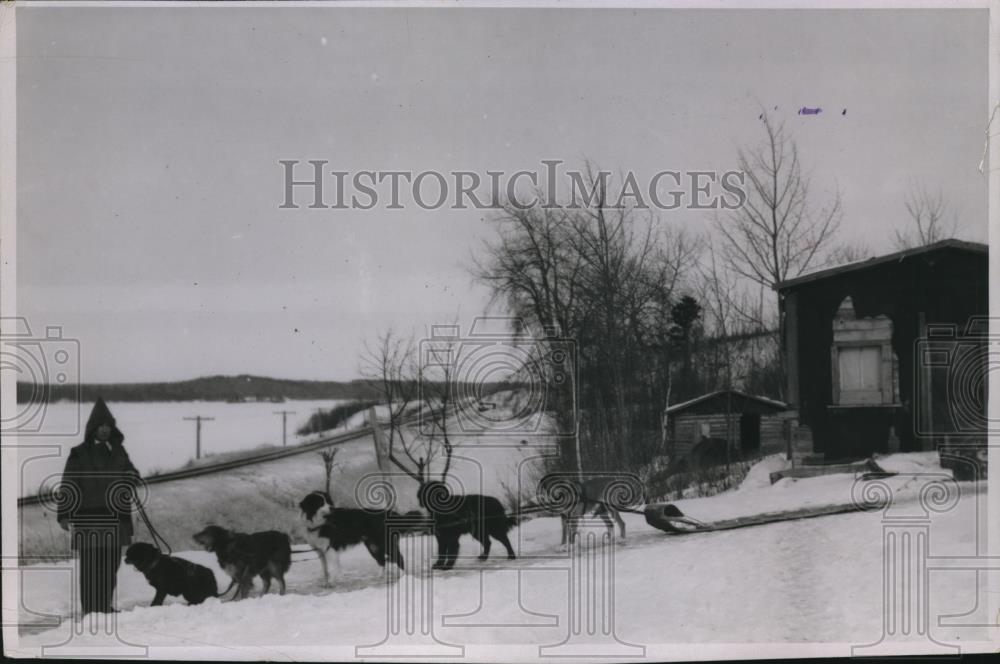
[715,111,843,295]
[893,183,958,249]
[359,328,427,483]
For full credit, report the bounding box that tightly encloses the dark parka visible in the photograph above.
[58,398,141,548]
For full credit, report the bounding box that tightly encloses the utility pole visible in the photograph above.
[274,410,297,446]
[183,415,215,460]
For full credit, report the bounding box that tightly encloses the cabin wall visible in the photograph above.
[673,413,736,460]
[783,249,988,460]
[671,412,785,462]
[760,415,784,454]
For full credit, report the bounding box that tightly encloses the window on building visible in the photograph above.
[837,346,882,404]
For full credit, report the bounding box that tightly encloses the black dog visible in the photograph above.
[418,481,517,570]
[192,525,291,600]
[124,542,219,606]
[298,491,404,582]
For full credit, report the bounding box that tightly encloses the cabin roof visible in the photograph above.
[774,239,987,292]
[664,389,788,415]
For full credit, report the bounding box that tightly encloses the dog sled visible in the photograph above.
[642,503,711,533]
[641,501,880,535]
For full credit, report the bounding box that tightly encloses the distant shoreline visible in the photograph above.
[15,374,379,404]
[16,374,516,404]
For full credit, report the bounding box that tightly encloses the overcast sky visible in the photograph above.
[17,7,988,383]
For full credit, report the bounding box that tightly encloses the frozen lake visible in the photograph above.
[13,399,349,498]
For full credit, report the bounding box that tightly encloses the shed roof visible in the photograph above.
[774,239,987,292]
[664,389,788,415]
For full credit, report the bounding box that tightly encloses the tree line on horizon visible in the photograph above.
[15,374,520,405]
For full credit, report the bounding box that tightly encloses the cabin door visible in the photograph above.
[740,414,761,457]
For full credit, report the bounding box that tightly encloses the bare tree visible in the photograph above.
[699,246,741,358]
[828,240,875,267]
[696,241,783,398]
[473,198,584,342]
[892,184,958,249]
[360,327,455,485]
[317,448,339,497]
[474,164,701,471]
[716,112,843,294]
[565,175,659,468]
[698,246,738,470]
[473,194,584,468]
[714,112,843,398]
[416,326,458,482]
[644,233,702,454]
[567,174,701,468]
[360,329,426,483]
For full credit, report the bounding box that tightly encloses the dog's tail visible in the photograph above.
[506,515,518,530]
[214,577,239,600]
[277,534,293,574]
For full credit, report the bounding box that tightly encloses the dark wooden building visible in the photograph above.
[664,389,789,466]
[775,239,988,462]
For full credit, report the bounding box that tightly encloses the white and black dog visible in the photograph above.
[298,490,405,585]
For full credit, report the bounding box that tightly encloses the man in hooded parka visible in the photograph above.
[57,398,141,615]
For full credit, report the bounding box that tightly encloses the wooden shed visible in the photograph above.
[775,239,989,462]
[664,390,789,466]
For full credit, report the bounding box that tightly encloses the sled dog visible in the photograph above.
[192,525,291,600]
[298,490,405,584]
[417,480,517,571]
[124,542,219,606]
[540,475,631,547]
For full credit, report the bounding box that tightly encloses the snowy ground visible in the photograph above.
[8,452,996,659]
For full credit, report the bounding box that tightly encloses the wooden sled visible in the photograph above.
[643,501,882,535]
[643,503,710,533]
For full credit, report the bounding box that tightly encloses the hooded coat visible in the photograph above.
[58,398,140,548]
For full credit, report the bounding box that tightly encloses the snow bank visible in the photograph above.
[669,450,957,525]
[736,453,791,492]
[871,451,944,475]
